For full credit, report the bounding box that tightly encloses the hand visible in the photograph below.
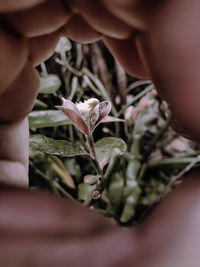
[1,1,200,267]
[100,0,200,140]
[1,170,200,267]
[68,0,200,140]
[0,0,105,187]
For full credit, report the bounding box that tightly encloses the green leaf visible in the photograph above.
[30,134,87,157]
[34,99,48,109]
[120,187,141,223]
[83,174,99,185]
[48,155,76,189]
[39,74,61,94]
[28,110,71,128]
[106,173,124,215]
[120,203,135,223]
[126,159,141,181]
[78,183,97,204]
[95,137,127,169]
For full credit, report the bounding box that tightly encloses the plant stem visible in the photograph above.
[40,62,48,77]
[85,134,104,179]
[82,68,118,116]
[147,156,200,171]
[52,181,77,203]
[60,51,82,76]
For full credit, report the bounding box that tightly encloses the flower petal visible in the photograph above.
[56,99,89,135]
[90,104,100,125]
[91,101,111,132]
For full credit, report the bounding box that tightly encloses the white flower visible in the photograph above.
[75,98,100,119]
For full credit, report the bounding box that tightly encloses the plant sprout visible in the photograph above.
[56,98,111,135]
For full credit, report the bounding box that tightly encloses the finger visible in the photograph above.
[29,28,63,66]
[100,0,147,30]
[0,231,133,267]
[0,0,44,13]
[135,0,200,140]
[0,120,29,187]
[0,187,133,267]
[63,14,101,44]
[3,0,72,37]
[0,61,39,122]
[0,28,28,93]
[136,168,200,267]
[67,0,133,39]
[103,35,150,79]
[0,187,115,237]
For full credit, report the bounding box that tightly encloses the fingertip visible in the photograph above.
[0,29,28,93]
[28,29,62,66]
[63,14,101,43]
[0,0,45,13]
[4,0,72,38]
[103,35,150,79]
[67,0,133,40]
[0,62,39,122]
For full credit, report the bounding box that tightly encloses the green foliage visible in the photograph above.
[106,173,124,215]
[30,134,87,157]
[39,74,61,94]
[95,137,127,169]
[28,110,71,128]
[29,39,200,225]
[48,155,76,189]
[78,183,97,204]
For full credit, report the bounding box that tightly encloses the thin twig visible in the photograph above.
[117,84,154,116]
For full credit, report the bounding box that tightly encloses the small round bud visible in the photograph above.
[92,190,101,200]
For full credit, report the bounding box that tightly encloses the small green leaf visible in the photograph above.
[48,155,76,189]
[39,74,61,94]
[30,134,87,157]
[120,187,141,223]
[108,174,124,205]
[126,159,141,181]
[83,174,99,185]
[95,137,127,169]
[106,173,124,215]
[34,99,48,109]
[78,183,97,204]
[28,110,71,128]
[120,203,135,223]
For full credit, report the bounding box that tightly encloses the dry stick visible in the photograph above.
[91,42,115,103]
[75,43,83,70]
[40,62,48,77]
[147,155,200,170]
[115,60,127,105]
[83,75,102,96]
[82,68,118,116]
[126,80,151,93]
[68,76,79,101]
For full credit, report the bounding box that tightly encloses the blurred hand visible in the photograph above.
[69,0,200,139]
[1,1,200,267]
[1,170,200,267]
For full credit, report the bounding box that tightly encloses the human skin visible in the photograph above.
[1,0,200,266]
